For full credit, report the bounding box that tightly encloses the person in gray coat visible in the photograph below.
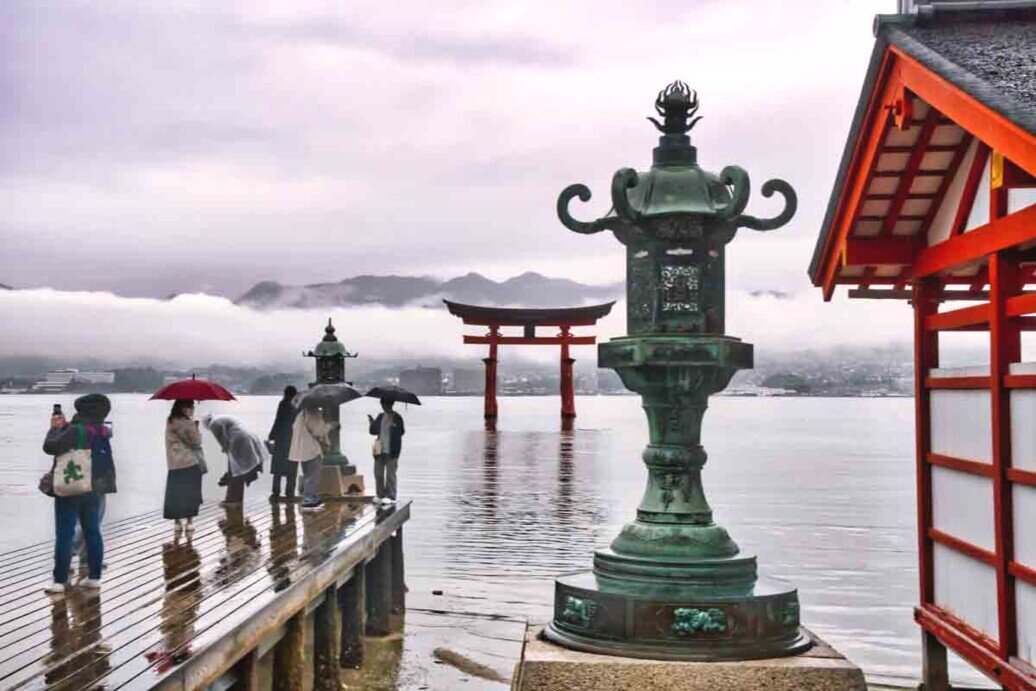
[368,399,404,505]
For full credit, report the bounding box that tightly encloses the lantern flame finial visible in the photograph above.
[647,80,702,135]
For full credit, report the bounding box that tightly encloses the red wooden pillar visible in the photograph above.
[913,276,947,691]
[559,326,576,421]
[483,326,499,427]
[989,175,1020,659]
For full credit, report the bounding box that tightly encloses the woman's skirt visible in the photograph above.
[164,465,203,520]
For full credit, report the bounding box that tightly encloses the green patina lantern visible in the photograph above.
[545,81,809,660]
[305,319,358,468]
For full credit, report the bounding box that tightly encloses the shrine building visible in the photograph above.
[809,1,1035,688]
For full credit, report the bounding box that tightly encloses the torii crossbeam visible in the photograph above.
[444,300,615,428]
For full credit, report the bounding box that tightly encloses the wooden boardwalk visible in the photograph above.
[0,498,409,690]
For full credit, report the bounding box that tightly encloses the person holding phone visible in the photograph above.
[42,394,115,595]
[368,398,404,505]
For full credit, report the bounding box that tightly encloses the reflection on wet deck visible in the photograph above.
[0,499,409,689]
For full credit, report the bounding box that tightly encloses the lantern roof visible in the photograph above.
[307,319,356,359]
[557,80,797,246]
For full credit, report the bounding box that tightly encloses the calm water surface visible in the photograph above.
[0,394,993,688]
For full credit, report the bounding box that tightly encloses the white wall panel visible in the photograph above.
[931,390,992,462]
[932,466,995,551]
[1014,484,1036,569]
[1012,389,1036,472]
[1018,581,1036,666]
[927,139,977,246]
[933,543,998,640]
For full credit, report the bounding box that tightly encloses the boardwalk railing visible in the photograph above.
[0,499,409,691]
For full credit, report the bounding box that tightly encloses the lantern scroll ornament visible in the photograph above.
[545,81,810,661]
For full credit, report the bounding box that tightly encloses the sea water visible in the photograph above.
[0,394,994,688]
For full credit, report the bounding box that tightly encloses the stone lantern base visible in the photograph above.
[545,562,809,662]
[516,625,865,691]
[318,464,365,499]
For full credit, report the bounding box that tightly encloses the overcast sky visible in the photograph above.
[2,0,894,299]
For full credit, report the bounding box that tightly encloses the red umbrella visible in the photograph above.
[150,374,236,402]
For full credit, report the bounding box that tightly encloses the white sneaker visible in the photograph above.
[80,578,102,589]
[44,582,66,595]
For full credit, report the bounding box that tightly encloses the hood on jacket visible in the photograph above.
[74,393,111,423]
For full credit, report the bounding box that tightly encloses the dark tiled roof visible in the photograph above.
[893,18,1036,135]
[808,8,1036,283]
[442,299,615,326]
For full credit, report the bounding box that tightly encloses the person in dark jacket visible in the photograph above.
[367,398,404,505]
[267,386,298,503]
[43,393,115,595]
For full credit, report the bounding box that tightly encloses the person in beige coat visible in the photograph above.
[288,407,336,511]
[164,399,205,536]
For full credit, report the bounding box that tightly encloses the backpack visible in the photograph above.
[53,425,92,497]
[86,423,116,494]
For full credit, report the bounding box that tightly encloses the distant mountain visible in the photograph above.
[235,272,621,310]
[0,283,12,290]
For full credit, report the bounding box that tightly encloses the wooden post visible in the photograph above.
[236,648,273,691]
[920,630,949,691]
[560,328,576,421]
[365,545,392,636]
[313,586,342,691]
[339,568,366,668]
[483,327,499,427]
[273,613,307,691]
[390,528,405,614]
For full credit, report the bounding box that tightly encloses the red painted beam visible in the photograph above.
[924,376,990,389]
[1005,375,1036,389]
[1009,561,1036,589]
[915,606,1036,689]
[1007,292,1036,317]
[882,108,940,238]
[1007,468,1036,488]
[914,279,939,607]
[844,237,918,266]
[924,303,990,331]
[912,204,1036,278]
[927,452,993,478]
[928,527,997,566]
[463,335,596,346]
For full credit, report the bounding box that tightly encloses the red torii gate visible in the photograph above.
[444,300,615,427]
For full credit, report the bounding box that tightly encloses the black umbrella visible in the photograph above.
[292,383,362,410]
[365,385,422,406]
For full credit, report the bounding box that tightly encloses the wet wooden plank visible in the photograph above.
[0,499,408,691]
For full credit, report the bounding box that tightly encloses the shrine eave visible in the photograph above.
[442,300,615,327]
[808,6,1036,290]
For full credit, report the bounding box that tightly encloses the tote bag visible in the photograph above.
[53,425,92,497]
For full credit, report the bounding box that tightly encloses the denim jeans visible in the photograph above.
[300,458,321,504]
[54,494,103,583]
[72,493,106,556]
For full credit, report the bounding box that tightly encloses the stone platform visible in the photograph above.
[514,625,866,691]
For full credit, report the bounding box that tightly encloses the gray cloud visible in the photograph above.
[0,0,896,319]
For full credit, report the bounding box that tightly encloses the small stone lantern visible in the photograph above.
[545,81,808,660]
[304,318,358,471]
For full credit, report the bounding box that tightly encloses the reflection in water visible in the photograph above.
[268,504,299,592]
[215,505,262,587]
[445,428,608,582]
[44,593,110,688]
[144,539,203,672]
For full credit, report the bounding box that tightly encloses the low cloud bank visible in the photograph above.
[0,288,912,369]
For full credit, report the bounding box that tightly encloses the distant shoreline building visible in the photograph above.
[451,368,484,394]
[398,366,443,396]
[32,369,115,393]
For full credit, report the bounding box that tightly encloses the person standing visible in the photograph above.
[368,398,404,505]
[288,407,334,512]
[267,386,298,503]
[43,393,115,594]
[164,399,205,537]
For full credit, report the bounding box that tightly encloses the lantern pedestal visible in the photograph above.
[545,334,808,660]
[519,625,866,690]
[318,464,365,499]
